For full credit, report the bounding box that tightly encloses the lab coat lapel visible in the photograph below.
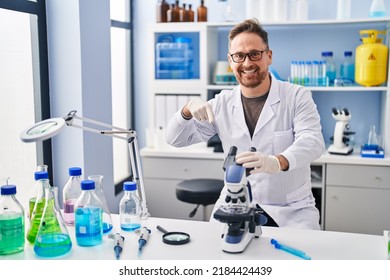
[253,79,280,135]
[232,87,251,138]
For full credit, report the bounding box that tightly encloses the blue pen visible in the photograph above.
[270,239,311,260]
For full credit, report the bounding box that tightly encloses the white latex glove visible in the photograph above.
[186,97,214,123]
[235,151,281,174]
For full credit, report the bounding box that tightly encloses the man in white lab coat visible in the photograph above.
[166,18,325,230]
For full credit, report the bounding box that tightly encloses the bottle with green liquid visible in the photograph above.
[28,165,48,221]
[33,184,72,257]
[26,171,56,244]
[0,185,25,255]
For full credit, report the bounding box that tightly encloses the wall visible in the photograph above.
[46,0,117,211]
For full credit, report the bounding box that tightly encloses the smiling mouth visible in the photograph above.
[241,69,257,75]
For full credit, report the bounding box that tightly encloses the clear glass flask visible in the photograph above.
[369,0,387,17]
[367,125,380,147]
[74,180,103,246]
[0,185,25,255]
[87,175,113,233]
[33,185,72,257]
[63,167,83,226]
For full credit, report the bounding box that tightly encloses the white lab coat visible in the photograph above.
[166,73,325,229]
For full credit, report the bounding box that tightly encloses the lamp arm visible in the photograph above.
[64,110,150,218]
[128,136,150,219]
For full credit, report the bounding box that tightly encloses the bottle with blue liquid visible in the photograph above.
[321,51,336,86]
[87,175,113,233]
[74,180,103,246]
[119,181,141,232]
[340,51,355,84]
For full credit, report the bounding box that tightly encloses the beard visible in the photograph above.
[236,65,268,88]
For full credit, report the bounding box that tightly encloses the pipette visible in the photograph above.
[137,227,151,256]
[108,233,125,260]
[270,239,311,260]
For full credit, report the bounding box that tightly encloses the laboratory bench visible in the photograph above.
[0,215,387,260]
[140,147,390,235]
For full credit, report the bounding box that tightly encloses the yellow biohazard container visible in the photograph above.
[355,30,389,87]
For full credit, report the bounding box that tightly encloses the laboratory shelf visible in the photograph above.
[205,17,390,28]
[207,85,388,92]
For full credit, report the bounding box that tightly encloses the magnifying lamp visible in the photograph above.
[20,110,150,219]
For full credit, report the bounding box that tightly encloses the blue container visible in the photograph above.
[155,37,194,79]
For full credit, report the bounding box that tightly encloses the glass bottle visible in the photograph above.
[63,167,83,226]
[156,0,170,23]
[180,3,189,22]
[188,4,195,22]
[26,171,54,244]
[340,51,355,84]
[167,2,180,22]
[28,170,47,221]
[321,51,337,86]
[119,181,141,232]
[0,185,25,255]
[74,180,103,246]
[369,0,387,17]
[33,184,72,257]
[87,175,113,233]
[197,0,208,22]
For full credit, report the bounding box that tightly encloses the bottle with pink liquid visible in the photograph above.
[62,167,82,225]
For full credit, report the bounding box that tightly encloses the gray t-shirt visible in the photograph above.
[241,92,269,138]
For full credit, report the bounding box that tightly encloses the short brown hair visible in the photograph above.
[228,18,269,51]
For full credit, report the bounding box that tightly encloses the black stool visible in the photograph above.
[176,178,224,221]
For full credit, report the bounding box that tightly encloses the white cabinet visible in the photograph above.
[325,164,390,235]
[141,149,224,221]
[310,162,326,229]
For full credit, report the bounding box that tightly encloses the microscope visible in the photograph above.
[328,107,355,155]
[213,146,264,254]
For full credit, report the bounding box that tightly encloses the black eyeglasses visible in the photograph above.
[229,49,268,63]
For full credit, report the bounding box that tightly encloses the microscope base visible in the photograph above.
[220,225,259,254]
[328,144,353,155]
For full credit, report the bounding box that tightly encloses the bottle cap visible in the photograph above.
[344,51,353,56]
[123,181,137,191]
[35,171,49,180]
[69,167,82,176]
[1,185,17,195]
[81,180,95,190]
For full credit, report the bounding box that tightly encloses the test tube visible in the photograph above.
[304,61,312,86]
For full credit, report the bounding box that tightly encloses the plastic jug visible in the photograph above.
[355,30,388,86]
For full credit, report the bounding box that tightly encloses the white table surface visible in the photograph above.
[0,215,387,260]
